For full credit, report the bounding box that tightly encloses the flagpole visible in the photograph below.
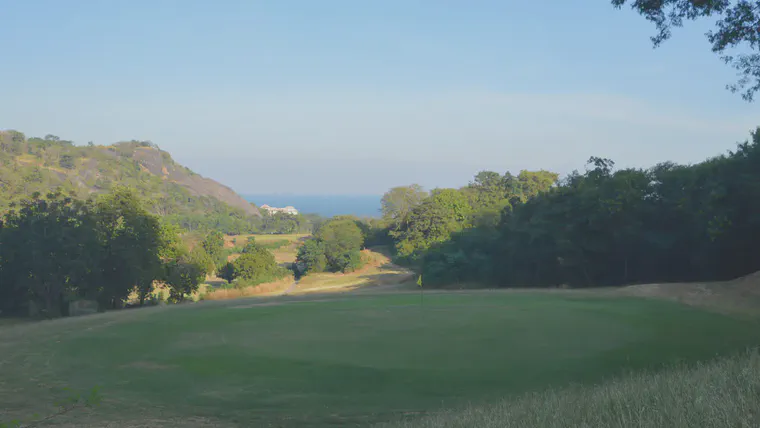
[417,274,423,308]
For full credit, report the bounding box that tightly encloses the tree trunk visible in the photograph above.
[43,293,61,318]
[582,264,592,287]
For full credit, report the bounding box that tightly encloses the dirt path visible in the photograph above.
[279,279,300,296]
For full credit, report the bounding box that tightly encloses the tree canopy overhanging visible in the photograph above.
[612,0,760,101]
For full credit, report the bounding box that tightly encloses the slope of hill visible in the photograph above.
[0,130,261,228]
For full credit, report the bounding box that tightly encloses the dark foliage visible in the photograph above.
[295,216,366,275]
[612,0,760,101]
[414,129,760,289]
[0,187,197,317]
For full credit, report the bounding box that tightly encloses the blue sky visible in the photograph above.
[1,0,759,195]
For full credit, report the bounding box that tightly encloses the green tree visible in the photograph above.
[157,222,185,261]
[94,186,163,308]
[381,184,428,232]
[316,217,366,272]
[201,230,226,269]
[464,171,512,228]
[259,212,302,234]
[295,238,328,275]
[417,129,760,290]
[164,252,208,303]
[517,170,559,200]
[241,238,258,254]
[612,0,760,101]
[231,246,286,285]
[218,261,236,283]
[0,191,100,317]
[394,188,473,259]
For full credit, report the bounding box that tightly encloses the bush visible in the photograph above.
[296,239,328,275]
[201,230,226,268]
[295,217,367,276]
[228,246,288,286]
[232,266,290,288]
[218,261,235,283]
[163,248,211,303]
[332,249,364,273]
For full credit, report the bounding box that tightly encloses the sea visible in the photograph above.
[244,194,382,218]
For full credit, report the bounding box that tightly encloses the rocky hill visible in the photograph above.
[0,130,261,229]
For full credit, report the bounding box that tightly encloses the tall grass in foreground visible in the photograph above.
[381,350,760,428]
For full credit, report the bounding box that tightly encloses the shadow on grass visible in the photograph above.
[0,317,34,328]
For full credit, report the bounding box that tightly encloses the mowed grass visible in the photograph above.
[1,292,759,427]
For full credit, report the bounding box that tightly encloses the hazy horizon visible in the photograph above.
[245,193,382,218]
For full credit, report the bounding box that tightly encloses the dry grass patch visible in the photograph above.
[295,249,416,295]
[224,233,308,247]
[273,244,299,264]
[201,275,295,301]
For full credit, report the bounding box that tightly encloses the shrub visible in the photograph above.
[218,261,235,283]
[228,246,288,286]
[332,249,364,273]
[296,238,328,275]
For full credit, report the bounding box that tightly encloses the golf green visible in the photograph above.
[1,292,758,427]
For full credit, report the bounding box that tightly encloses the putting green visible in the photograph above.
[1,292,758,427]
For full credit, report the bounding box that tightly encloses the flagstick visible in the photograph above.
[417,274,424,308]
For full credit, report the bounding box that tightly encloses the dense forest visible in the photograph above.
[0,187,296,317]
[0,187,205,316]
[377,129,760,289]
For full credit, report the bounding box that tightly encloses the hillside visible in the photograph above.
[0,130,261,228]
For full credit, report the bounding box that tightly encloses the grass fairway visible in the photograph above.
[1,292,759,427]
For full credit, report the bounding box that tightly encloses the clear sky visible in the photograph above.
[2,0,759,195]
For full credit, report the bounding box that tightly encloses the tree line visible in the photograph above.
[377,129,760,289]
[0,187,222,317]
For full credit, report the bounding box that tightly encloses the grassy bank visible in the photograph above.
[380,349,760,428]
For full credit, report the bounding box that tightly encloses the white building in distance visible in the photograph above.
[260,204,299,216]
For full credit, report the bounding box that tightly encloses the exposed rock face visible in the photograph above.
[129,146,260,216]
[0,133,260,218]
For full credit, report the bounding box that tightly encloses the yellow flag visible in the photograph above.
[417,274,423,287]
